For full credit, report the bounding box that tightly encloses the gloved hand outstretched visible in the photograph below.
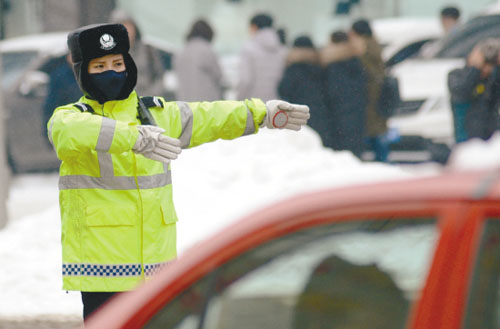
[264,100,310,130]
[132,125,182,164]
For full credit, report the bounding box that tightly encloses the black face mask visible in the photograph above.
[89,70,127,102]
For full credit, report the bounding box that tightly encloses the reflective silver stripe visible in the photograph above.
[96,117,116,152]
[153,96,162,107]
[137,171,171,189]
[96,118,116,177]
[243,106,256,136]
[62,263,142,277]
[59,172,171,190]
[176,101,193,149]
[48,119,55,146]
[98,153,114,177]
[75,102,91,112]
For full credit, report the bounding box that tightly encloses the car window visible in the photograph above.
[438,27,500,59]
[420,15,500,59]
[1,51,38,90]
[386,39,434,67]
[463,218,500,329]
[145,218,438,329]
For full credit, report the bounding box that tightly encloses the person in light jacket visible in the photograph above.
[174,19,226,101]
[237,13,287,101]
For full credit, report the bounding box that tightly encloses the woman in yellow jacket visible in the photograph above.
[47,23,309,320]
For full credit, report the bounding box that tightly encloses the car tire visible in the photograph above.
[426,141,451,164]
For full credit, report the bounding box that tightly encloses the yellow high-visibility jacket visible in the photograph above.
[48,91,267,292]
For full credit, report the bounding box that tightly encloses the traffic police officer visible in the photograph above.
[47,23,309,320]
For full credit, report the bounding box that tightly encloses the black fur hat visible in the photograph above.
[67,23,137,103]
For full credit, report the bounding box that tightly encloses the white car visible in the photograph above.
[388,6,500,155]
[372,17,443,66]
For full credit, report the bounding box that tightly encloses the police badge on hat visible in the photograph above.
[100,33,116,50]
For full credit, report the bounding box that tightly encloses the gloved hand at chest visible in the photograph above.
[263,100,310,130]
[133,125,182,163]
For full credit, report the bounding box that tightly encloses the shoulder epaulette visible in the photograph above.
[140,96,164,109]
[74,102,95,114]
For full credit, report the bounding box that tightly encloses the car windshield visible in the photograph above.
[420,14,500,59]
[1,51,38,90]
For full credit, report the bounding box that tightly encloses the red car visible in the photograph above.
[85,168,500,329]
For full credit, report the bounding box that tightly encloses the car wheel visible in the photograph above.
[427,141,451,164]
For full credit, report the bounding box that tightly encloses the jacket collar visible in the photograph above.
[81,90,138,118]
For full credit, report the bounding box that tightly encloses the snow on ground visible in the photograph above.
[0,126,445,317]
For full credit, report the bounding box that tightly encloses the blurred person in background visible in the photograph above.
[277,27,288,46]
[320,30,367,158]
[440,6,461,35]
[349,19,388,162]
[42,52,81,138]
[293,255,408,329]
[448,38,500,143]
[420,6,461,58]
[278,35,331,147]
[110,9,166,97]
[237,13,287,101]
[173,19,225,101]
[48,23,309,321]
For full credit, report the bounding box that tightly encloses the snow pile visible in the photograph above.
[447,132,500,171]
[173,127,413,252]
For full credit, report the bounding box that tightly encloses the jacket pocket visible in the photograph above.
[160,200,178,225]
[85,203,137,226]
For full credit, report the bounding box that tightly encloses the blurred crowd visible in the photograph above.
[41,5,500,163]
[171,12,394,162]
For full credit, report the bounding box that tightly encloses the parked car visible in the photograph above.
[0,32,68,173]
[85,165,500,329]
[0,32,175,173]
[388,7,500,161]
[372,17,442,68]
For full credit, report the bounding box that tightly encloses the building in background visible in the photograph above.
[0,0,115,39]
[1,0,496,47]
[115,0,496,53]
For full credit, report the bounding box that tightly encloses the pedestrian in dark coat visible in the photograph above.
[42,53,82,138]
[278,36,331,147]
[320,31,367,158]
[350,19,388,162]
[448,38,500,142]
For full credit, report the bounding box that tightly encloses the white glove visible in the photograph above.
[263,100,310,130]
[132,125,182,164]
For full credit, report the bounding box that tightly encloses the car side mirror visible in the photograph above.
[18,70,49,98]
